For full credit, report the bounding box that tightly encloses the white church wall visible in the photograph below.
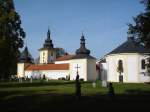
[139,55,150,82]
[17,63,25,77]
[70,59,87,81]
[127,56,138,82]
[106,53,150,83]
[100,62,107,80]
[25,70,69,80]
[106,54,132,82]
[41,70,69,79]
[106,56,118,82]
[55,60,70,64]
[17,63,30,78]
[87,59,97,81]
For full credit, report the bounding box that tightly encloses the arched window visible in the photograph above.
[117,60,123,73]
[141,59,145,69]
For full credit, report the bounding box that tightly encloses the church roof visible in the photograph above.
[72,54,95,59]
[108,37,149,55]
[56,54,74,61]
[25,64,69,71]
[72,33,96,59]
[39,29,54,50]
[19,46,34,63]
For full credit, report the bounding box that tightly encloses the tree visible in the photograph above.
[128,0,150,48]
[117,60,123,82]
[0,0,25,80]
[128,0,150,75]
[117,60,123,75]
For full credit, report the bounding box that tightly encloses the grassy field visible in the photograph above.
[0,80,150,112]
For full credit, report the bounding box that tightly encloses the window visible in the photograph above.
[141,59,145,69]
[117,60,123,73]
[51,52,53,56]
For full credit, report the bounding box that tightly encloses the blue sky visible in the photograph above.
[14,0,144,59]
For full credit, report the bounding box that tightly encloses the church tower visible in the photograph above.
[39,29,56,64]
[70,33,97,81]
[17,46,33,77]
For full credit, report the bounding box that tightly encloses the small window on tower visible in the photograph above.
[43,52,45,56]
[51,52,53,56]
[141,59,146,69]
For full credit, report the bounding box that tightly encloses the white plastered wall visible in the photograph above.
[25,70,69,79]
[87,59,97,81]
[70,59,87,81]
[106,53,150,83]
[17,63,30,78]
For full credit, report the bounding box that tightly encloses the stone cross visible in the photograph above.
[75,64,81,75]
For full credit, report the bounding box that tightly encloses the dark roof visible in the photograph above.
[19,46,34,63]
[39,29,54,50]
[108,38,149,55]
[72,34,96,60]
[76,34,90,55]
[72,54,96,59]
[39,48,56,51]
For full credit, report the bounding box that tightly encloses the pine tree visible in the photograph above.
[0,0,25,80]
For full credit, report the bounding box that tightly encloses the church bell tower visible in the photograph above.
[39,29,56,64]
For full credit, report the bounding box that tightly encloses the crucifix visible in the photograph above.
[75,64,81,80]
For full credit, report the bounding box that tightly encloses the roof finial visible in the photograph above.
[47,27,51,39]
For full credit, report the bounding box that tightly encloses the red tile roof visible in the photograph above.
[56,55,74,61]
[26,64,69,71]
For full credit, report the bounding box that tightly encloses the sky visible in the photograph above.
[14,0,144,59]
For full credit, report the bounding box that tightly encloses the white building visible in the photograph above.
[17,30,97,81]
[100,33,150,83]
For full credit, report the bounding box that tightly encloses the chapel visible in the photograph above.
[99,31,150,83]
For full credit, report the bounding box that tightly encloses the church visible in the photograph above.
[99,31,150,83]
[17,29,97,81]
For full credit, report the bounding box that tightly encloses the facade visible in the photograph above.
[17,30,97,81]
[100,33,150,83]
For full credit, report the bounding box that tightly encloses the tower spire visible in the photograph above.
[47,27,51,39]
[43,28,54,49]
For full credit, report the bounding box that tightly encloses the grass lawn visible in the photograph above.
[0,80,150,112]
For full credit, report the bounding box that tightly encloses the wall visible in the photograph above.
[55,60,70,64]
[39,49,56,64]
[87,59,97,81]
[39,50,48,64]
[70,59,87,81]
[106,53,150,83]
[25,70,69,79]
[17,63,30,77]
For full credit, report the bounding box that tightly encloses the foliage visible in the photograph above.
[128,0,150,48]
[128,0,150,75]
[0,0,25,79]
[117,60,123,75]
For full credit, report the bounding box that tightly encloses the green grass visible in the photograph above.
[0,80,150,112]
